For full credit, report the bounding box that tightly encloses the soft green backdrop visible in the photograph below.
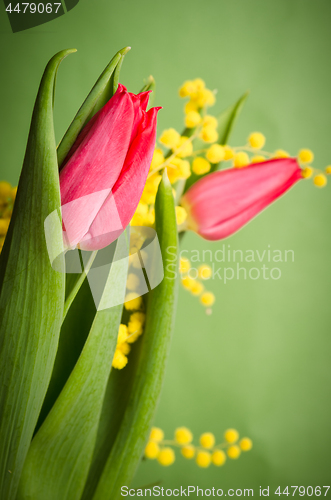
[1,0,330,497]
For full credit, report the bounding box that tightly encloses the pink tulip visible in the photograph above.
[60,84,160,251]
[181,158,303,240]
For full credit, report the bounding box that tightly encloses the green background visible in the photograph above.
[1,0,330,496]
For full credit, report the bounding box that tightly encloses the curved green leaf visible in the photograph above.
[17,236,129,500]
[57,46,131,168]
[93,170,179,500]
[0,49,74,499]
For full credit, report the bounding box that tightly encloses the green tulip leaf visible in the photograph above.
[93,169,179,500]
[57,46,131,168]
[17,236,129,500]
[0,49,74,499]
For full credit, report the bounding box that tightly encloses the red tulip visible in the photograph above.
[60,84,160,251]
[181,158,303,240]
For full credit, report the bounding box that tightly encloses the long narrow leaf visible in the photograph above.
[93,170,179,500]
[89,49,128,116]
[57,46,130,167]
[0,49,74,499]
[17,237,129,500]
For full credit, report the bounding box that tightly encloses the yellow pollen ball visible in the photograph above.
[126,273,140,291]
[313,174,327,187]
[223,145,234,160]
[124,293,143,311]
[184,100,199,114]
[0,219,10,236]
[251,155,265,163]
[185,110,202,128]
[202,115,218,128]
[112,349,128,369]
[150,148,165,171]
[298,148,314,164]
[227,445,241,459]
[181,445,196,459]
[325,165,331,174]
[301,166,313,179]
[192,157,211,175]
[159,128,181,149]
[176,206,187,226]
[198,264,212,280]
[117,324,129,344]
[176,137,193,158]
[248,132,266,149]
[200,292,215,307]
[193,78,206,91]
[181,276,197,290]
[127,312,145,343]
[200,89,216,107]
[167,159,185,184]
[145,441,160,459]
[239,438,253,451]
[179,257,191,274]
[200,126,219,143]
[157,447,175,466]
[179,80,196,98]
[175,427,193,445]
[273,149,290,159]
[196,450,212,468]
[118,342,131,355]
[206,144,225,164]
[0,181,12,199]
[190,281,204,296]
[212,450,227,466]
[234,152,250,168]
[150,427,164,442]
[224,428,239,444]
[200,432,215,449]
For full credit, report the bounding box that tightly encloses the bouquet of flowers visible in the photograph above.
[0,47,328,500]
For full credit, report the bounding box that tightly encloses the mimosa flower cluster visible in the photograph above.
[112,293,145,369]
[144,426,252,468]
[180,257,215,311]
[129,78,330,311]
[0,181,16,253]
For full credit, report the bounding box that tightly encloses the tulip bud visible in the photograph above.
[60,84,160,251]
[181,158,302,240]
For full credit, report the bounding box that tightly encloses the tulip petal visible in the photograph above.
[60,88,135,248]
[183,158,302,240]
[80,106,160,251]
